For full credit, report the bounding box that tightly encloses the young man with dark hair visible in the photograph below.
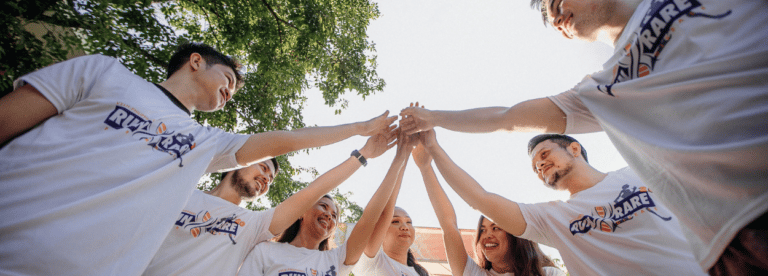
[421,131,704,275]
[400,0,768,273]
[0,43,397,275]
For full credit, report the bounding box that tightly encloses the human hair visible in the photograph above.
[166,42,244,89]
[527,134,589,163]
[276,194,339,251]
[530,0,549,27]
[475,216,552,276]
[220,157,279,182]
[406,249,430,276]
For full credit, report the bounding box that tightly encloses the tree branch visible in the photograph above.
[260,0,298,30]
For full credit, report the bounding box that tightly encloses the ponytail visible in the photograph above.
[406,249,430,276]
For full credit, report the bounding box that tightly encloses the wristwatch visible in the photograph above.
[351,149,367,167]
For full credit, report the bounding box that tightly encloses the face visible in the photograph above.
[542,0,614,41]
[477,218,511,265]
[300,197,339,240]
[384,208,416,251]
[231,160,276,199]
[191,55,237,112]
[530,140,576,190]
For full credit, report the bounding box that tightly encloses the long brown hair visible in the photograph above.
[276,194,339,251]
[474,216,555,276]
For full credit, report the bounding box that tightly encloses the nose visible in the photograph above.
[399,223,410,231]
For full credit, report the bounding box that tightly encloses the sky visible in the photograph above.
[287,0,626,261]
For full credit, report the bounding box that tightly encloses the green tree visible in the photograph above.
[2,0,381,220]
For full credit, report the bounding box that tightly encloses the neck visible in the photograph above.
[158,76,197,112]
[205,183,242,205]
[490,259,514,274]
[602,0,644,45]
[289,229,323,250]
[384,244,410,265]
[564,164,608,195]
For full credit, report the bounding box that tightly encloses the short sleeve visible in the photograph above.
[518,202,555,247]
[351,247,381,275]
[244,208,276,250]
[543,266,567,276]
[238,242,271,275]
[335,243,354,276]
[14,55,113,113]
[204,128,250,173]
[547,88,603,134]
[462,257,489,276]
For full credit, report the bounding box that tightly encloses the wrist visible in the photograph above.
[358,147,373,158]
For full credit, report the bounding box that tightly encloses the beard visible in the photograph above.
[231,170,257,199]
[545,162,574,189]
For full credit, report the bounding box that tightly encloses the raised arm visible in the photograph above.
[269,126,398,235]
[0,84,58,145]
[422,130,527,236]
[399,98,565,135]
[344,131,415,265]
[413,133,467,276]
[362,134,415,258]
[235,111,398,165]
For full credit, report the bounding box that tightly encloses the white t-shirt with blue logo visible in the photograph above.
[238,241,353,276]
[1,55,250,276]
[519,168,705,276]
[351,247,419,276]
[548,0,768,269]
[143,190,275,276]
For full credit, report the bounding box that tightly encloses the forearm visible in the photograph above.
[432,98,566,134]
[270,156,362,234]
[0,84,58,145]
[236,122,362,165]
[345,154,407,265]
[419,165,467,276]
[419,165,458,230]
[364,161,407,256]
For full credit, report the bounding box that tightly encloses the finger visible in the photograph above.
[415,101,419,107]
[385,115,398,125]
[399,107,413,116]
[380,110,390,118]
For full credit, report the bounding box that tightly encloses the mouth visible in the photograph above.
[254,177,267,194]
[317,217,331,230]
[484,242,499,249]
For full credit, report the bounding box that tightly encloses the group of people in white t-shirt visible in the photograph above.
[2,0,766,273]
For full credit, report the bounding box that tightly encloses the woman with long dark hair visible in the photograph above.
[238,129,416,276]
[414,130,564,276]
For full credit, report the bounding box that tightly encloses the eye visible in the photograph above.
[407,220,412,224]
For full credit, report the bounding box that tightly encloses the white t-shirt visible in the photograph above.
[352,247,420,276]
[238,241,353,276]
[462,257,566,276]
[0,55,250,275]
[519,168,705,276]
[143,190,275,275]
[547,0,768,269]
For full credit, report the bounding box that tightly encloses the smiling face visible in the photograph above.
[476,217,512,267]
[231,160,276,199]
[299,196,339,242]
[192,58,237,112]
[384,207,416,253]
[529,140,577,190]
[541,0,615,42]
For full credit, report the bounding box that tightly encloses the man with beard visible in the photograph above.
[143,127,398,276]
[421,132,704,275]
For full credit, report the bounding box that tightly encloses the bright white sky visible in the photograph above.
[288,0,626,261]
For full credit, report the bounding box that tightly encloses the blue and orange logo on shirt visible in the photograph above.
[104,104,196,167]
[569,185,672,235]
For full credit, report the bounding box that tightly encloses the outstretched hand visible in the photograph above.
[361,111,398,137]
[399,102,434,135]
[395,127,419,158]
[359,124,398,159]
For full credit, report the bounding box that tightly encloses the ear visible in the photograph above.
[189,53,204,72]
[568,141,582,158]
